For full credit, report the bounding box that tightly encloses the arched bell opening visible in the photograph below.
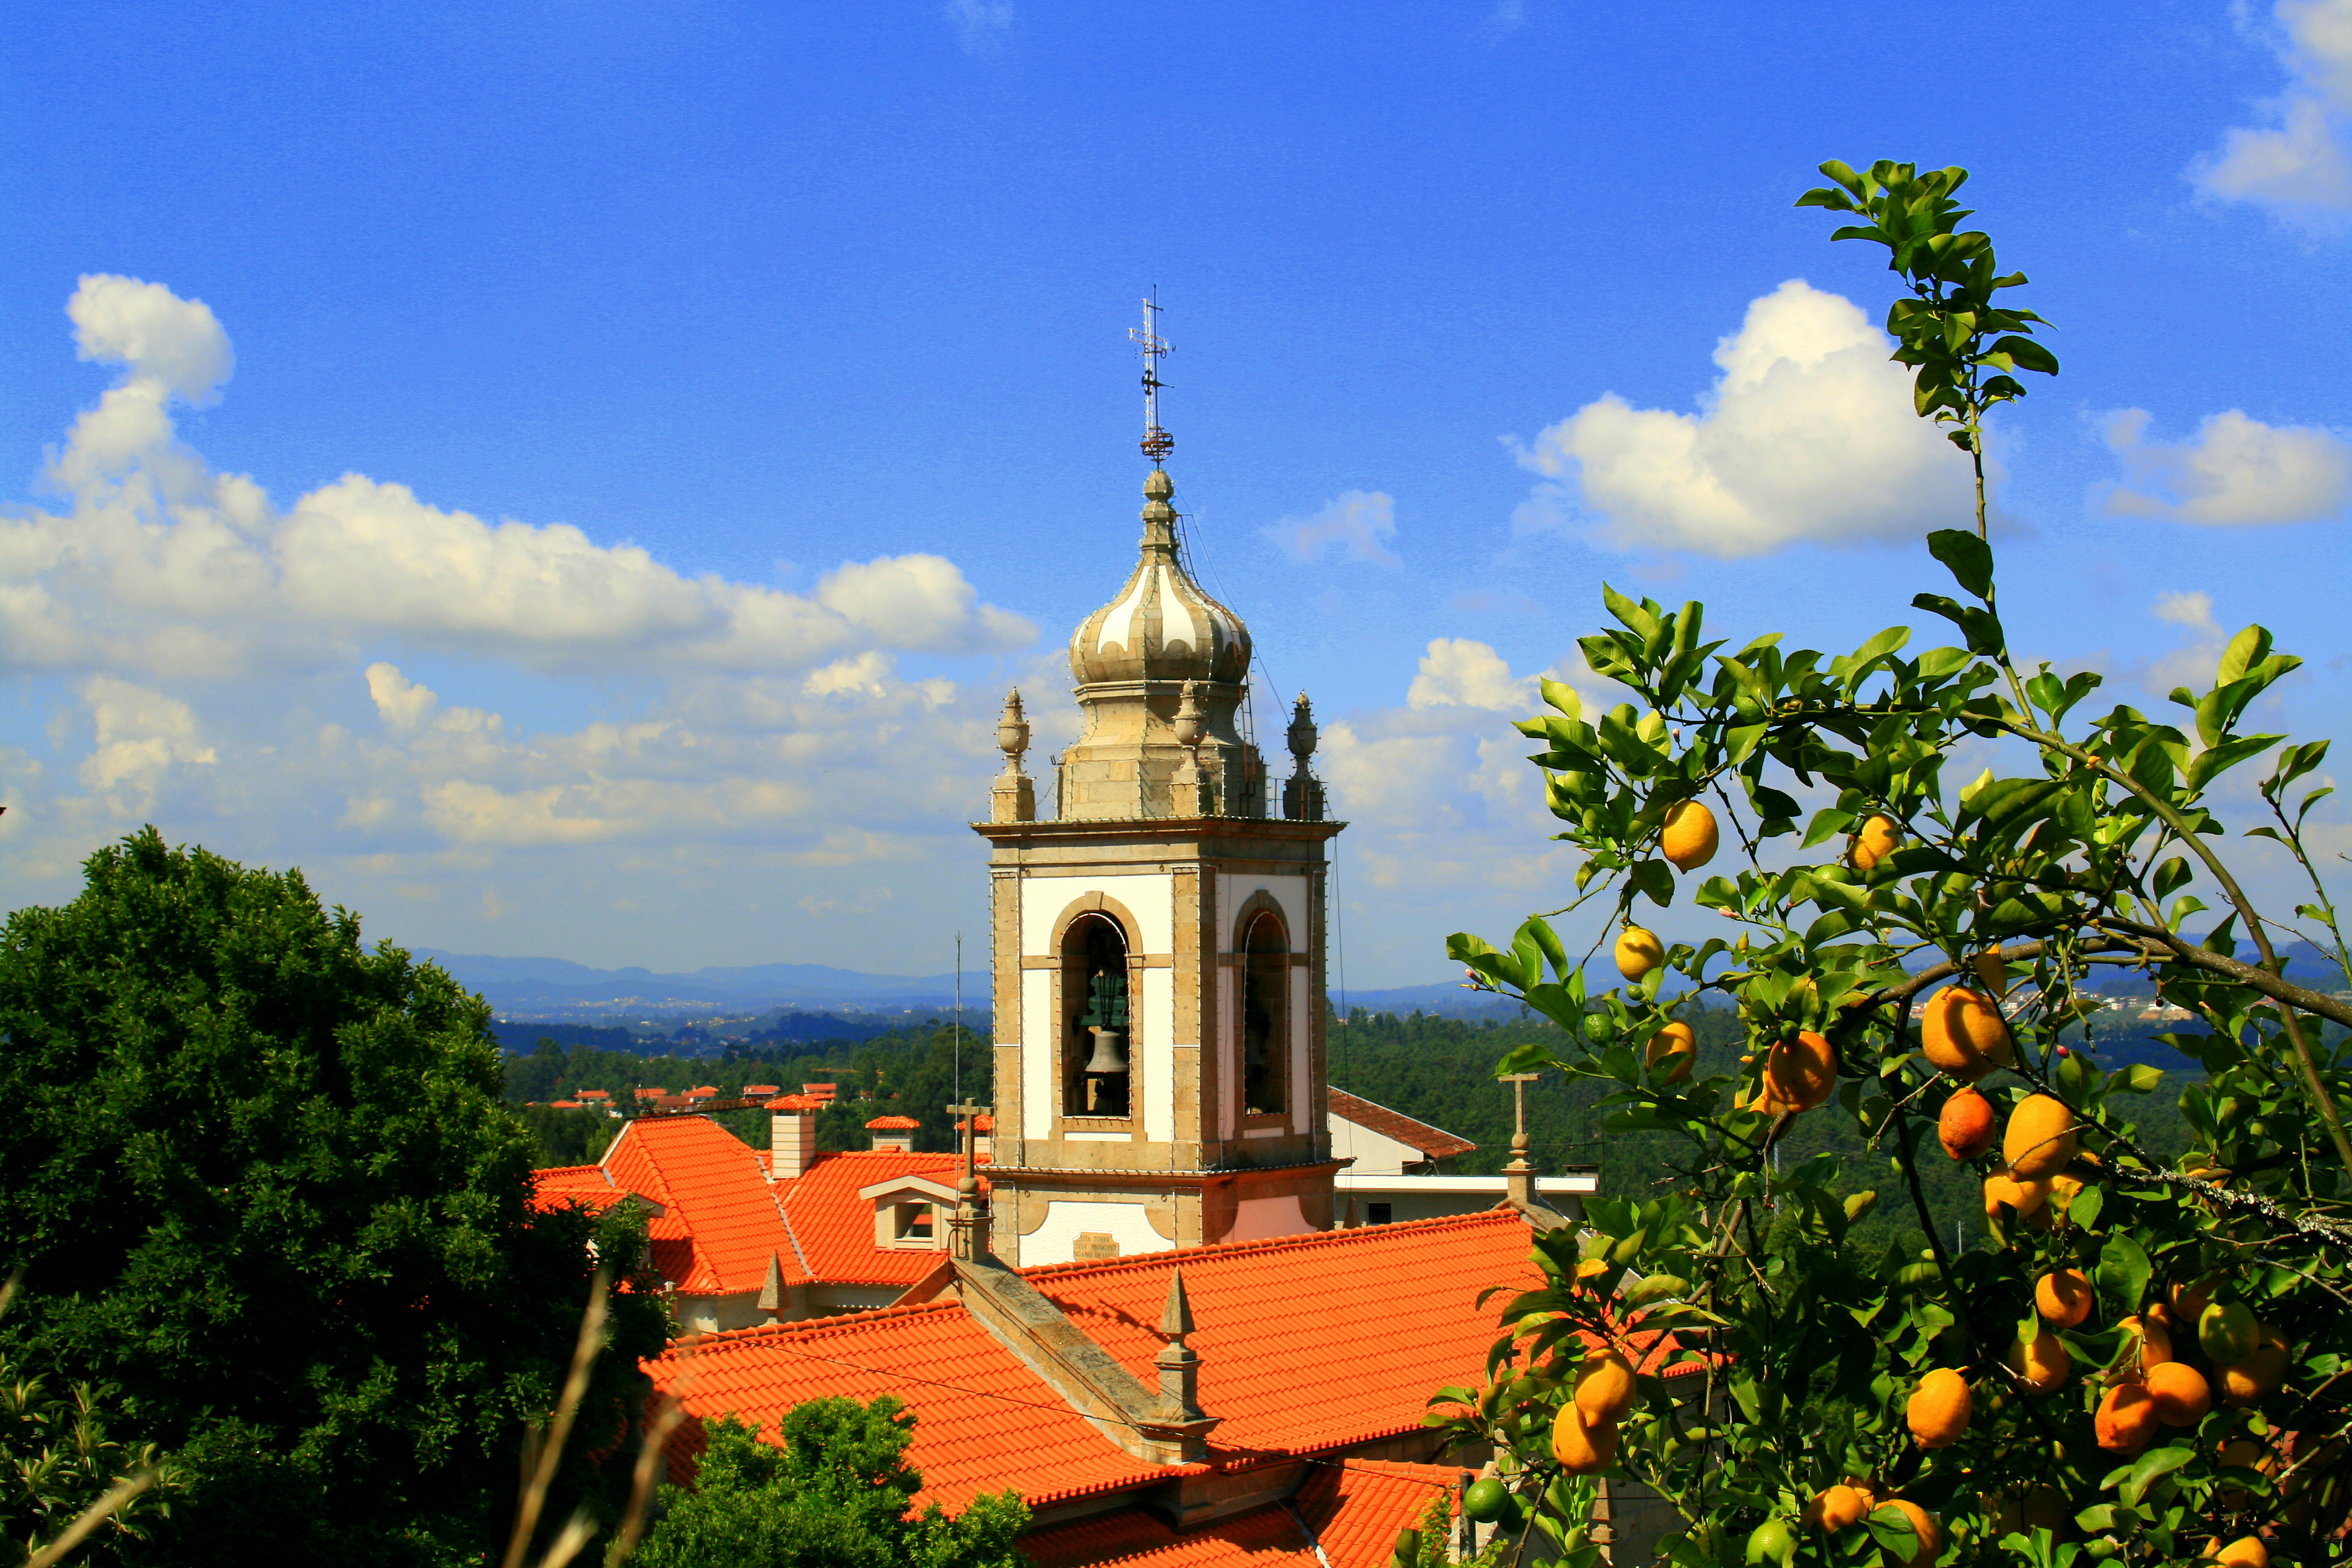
[1240,910,1289,1117]
[1063,912,1132,1119]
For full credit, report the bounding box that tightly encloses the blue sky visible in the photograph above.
[1,1,2346,984]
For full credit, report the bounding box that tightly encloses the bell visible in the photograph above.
[1083,1027,1130,1076]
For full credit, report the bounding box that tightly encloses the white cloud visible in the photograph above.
[365,662,439,731]
[1406,638,1534,711]
[68,274,234,405]
[0,275,1055,959]
[2191,0,2352,220]
[1265,491,1400,567]
[1515,279,1974,558]
[945,0,1012,53]
[2102,408,2352,524]
[1,277,1035,682]
[74,676,216,808]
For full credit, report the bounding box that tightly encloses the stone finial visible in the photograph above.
[1281,690,1325,822]
[1501,1072,1541,1207]
[991,688,1036,823]
[949,1100,992,1260]
[1155,1264,1204,1422]
[1171,679,1214,817]
[1158,1263,1196,1339]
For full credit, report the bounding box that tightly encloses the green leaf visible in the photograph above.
[1988,333,2059,376]
[1538,678,1584,720]
[2120,1445,2195,1507]
[1628,858,1675,909]
[2218,624,2273,685]
[2096,1233,2151,1317]
[2189,733,2281,792]
[1925,529,1994,598]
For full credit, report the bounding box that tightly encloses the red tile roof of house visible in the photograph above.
[1022,1459,1456,1568]
[1022,1213,1541,1457]
[1327,1090,1476,1162]
[635,1086,668,1099]
[690,1085,720,1097]
[653,1300,1175,1510]
[575,1089,612,1100]
[527,1164,664,1218]
[647,1212,1549,1510]
[766,1094,823,1111]
[602,1116,794,1296]
[802,1083,838,1100]
[865,1114,921,1130]
[773,1151,967,1286]
[743,1085,780,1097]
[549,1099,584,1109]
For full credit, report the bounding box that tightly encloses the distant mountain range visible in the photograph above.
[414,950,978,1018]
[418,937,2345,1024]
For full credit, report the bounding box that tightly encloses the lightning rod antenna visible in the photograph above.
[1131,290,1174,465]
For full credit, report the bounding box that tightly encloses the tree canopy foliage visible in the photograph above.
[0,829,667,1566]
[1435,163,2352,1568]
[633,1397,1028,1568]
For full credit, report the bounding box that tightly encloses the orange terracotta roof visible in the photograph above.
[648,1301,1177,1511]
[549,1099,584,1109]
[646,1211,1550,1520]
[576,1089,612,1100]
[1327,1089,1476,1162]
[601,1116,795,1296]
[743,1085,780,1097]
[1023,1459,1456,1568]
[774,1151,964,1286]
[1024,1212,1544,1457]
[802,1083,837,1100]
[528,1164,665,1218]
[865,1114,921,1130]
[766,1094,822,1111]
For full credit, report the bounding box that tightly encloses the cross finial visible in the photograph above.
[1130,291,1173,465]
[947,1100,990,1181]
[1501,1073,1540,1169]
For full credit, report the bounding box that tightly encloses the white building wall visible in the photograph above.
[1019,872,1175,957]
[1140,965,1175,1142]
[1328,1116,1425,1175]
[1021,968,1053,1143]
[1023,1198,1169,1265]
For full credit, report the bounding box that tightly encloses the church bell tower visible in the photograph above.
[973,301,1344,1266]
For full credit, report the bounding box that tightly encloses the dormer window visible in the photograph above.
[861,1174,958,1251]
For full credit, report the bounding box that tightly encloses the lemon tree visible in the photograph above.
[1427,162,2351,1568]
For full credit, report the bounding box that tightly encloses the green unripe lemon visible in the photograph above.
[1745,1517,1797,1567]
[1463,1478,1511,1523]
[2200,1301,2259,1366]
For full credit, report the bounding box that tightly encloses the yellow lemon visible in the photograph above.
[1661,800,1719,871]
[1615,926,1665,982]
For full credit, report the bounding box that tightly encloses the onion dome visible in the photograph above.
[1070,468,1250,687]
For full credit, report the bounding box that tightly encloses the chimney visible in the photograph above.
[1155,1265,1205,1423]
[768,1096,818,1181]
[866,1115,918,1153]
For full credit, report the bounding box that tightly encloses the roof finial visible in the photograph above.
[1131,290,1174,466]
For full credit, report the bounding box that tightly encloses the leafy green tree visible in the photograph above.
[634,1397,1028,1568]
[0,829,669,1566]
[1434,163,2351,1567]
[0,1327,179,1561]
